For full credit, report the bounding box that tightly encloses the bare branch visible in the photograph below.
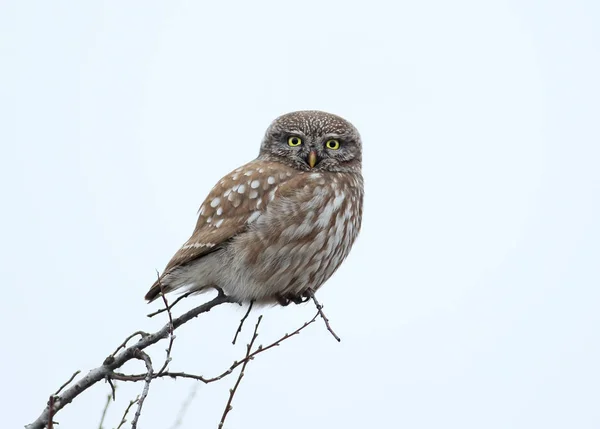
[307,289,341,342]
[27,284,335,429]
[219,315,262,428]
[130,350,154,429]
[26,293,235,429]
[232,301,253,345]
[112,311,320,384]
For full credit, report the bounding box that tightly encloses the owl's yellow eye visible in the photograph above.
[288,136,302,147]
[325,139,340,150]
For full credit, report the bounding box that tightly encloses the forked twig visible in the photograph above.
[46,370,81,429]
[26,293,235,429]
[307,289,341,342]
[27,286,336,429]
[219,315,262,428]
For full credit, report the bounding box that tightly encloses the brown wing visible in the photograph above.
[145,159,296,301]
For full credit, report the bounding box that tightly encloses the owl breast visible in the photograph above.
[221,171,363,303]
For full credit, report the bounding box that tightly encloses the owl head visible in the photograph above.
[259,110,362,174]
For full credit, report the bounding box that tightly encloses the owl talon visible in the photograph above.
[293,293,310,304]
[289,295,304,305]
[300,290,313,302]
[276,295,292,306]
[276,293,310,306]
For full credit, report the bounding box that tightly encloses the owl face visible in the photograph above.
[259,110,362,174]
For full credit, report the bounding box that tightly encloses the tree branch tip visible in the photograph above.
[53,370,82,396]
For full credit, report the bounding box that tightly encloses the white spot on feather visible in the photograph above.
[182,242,215,249]
[237,184,246,193]
[332,192,345,210]
[247,211,261,223]
[210,197,221,208]
[251,180,260,189]
[315,201,335,227]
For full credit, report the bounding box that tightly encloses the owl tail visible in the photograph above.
[144,276,167,302]
[145,274,211,302]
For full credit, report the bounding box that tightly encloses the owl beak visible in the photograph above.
[308,150,318,168]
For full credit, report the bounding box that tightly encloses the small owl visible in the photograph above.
[145,110,363,305]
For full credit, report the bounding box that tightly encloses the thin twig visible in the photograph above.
[219,315,262,428]
[307,289,341,342]
[111,311,320,384]
[47,396,54,429]
[169,384,199,429]
[130,349,154,429]
[26,293,235,429]
[115,396,140,429]
[232,301,253,345]
[106,377,117,401]
[146,290,195,318]
[111,332,149,358]
[28,288,330,429]
[155,276,175,375]
[97,393,112,429]
[54,370,81,395]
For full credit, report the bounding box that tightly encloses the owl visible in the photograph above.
[145,110,363,306]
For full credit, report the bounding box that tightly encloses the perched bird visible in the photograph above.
[145,110,363,306]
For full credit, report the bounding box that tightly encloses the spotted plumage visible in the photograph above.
[145,110,363,305]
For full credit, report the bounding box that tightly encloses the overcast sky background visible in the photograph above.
[2,1,599,428]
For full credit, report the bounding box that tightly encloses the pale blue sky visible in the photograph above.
[2,1,599,428]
